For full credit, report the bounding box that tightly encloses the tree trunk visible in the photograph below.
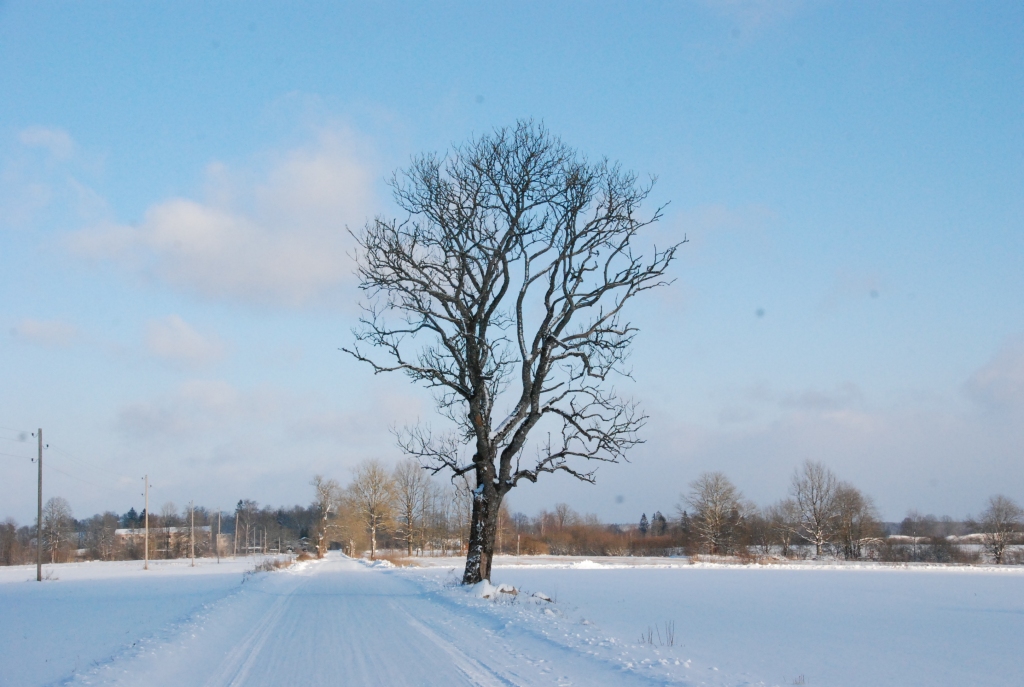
[462,483,502,584]
[370,523,377,560]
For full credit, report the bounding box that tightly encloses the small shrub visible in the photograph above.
[639,621,675,646]
[376,553,418,567]
[250,557,294,574]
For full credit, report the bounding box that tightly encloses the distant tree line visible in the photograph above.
[632,460,1022,564]
[0,497,320,566]
[479,461,1023,565]
[2,458,1021,566]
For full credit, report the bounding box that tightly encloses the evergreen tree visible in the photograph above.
[639,513,649,536]
[652,511,668,536]
[121,507,139,528]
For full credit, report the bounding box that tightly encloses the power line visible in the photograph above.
[43,461,110,491]
[47,444,136,482]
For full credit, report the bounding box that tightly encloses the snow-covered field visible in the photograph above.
[2,554,1022,686]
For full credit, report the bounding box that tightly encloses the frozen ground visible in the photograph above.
[1,554,1022,686]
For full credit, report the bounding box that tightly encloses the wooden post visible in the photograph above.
[143,475,149,571]
[36,428,42,582]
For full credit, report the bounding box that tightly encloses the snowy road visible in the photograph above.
[64,555,657,687]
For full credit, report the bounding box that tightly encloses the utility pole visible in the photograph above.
[36,428,42,582]
[216,510,221,564]
[189,500,195,567]
[143,475,150,571]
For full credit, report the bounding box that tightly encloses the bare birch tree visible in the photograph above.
[346,121,680,583]
[791,460,839,556]
[311,475,341,559]
[393,459,430,555]
[344,459,395,560]
[42,497,74,564]
[978,494,1022,564]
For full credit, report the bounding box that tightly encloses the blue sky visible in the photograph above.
[1,1,1022,524]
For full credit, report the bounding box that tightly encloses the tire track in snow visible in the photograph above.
[394,601,524,687]
[201,582,300,687]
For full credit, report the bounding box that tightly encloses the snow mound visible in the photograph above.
[572,559,604,569]
[469,581,518,599]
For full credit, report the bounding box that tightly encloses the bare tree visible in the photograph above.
[87,512,120,561]
[344,459,395,560]
[346,121,680,583]
[392,459,430,555]
[766,498,800,558]
[682,472,744,555]
[449,478,474,553]
[310,475,341,559]
[1,518,21,565]
[554,503,578,530]
[235,499,259,555]
[747,508,773,556]
[833,482,879,560]
[159,501,179,526]
[977,494,1022,564]
[42,497,74,563]
[791,460,839,556]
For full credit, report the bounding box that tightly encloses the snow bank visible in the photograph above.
[357,557,395,568]
[400,562,1024,687]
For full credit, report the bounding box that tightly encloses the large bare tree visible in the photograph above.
[833,482,879,560]
[791,460,839,556]
[347,121,680,583]
[682,472,745,555]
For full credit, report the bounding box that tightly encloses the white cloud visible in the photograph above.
[145,315,225,368]
[69,129,375,307]
[18,126,76,160]
[964,337,1024,410]
[9,318,79,347]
